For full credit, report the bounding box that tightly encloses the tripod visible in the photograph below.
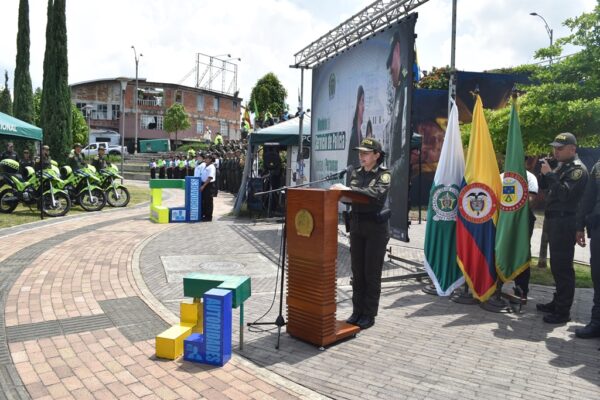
[247,170,350,349]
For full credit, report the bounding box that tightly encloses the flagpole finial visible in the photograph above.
[469,85,480,98]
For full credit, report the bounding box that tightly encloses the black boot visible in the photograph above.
[346,312,360,325]
[536,301,555,313]
[543,313,570,324]
[575,322,600,339]
[357,316,375,330]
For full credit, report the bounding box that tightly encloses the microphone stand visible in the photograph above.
[247,172,347,349]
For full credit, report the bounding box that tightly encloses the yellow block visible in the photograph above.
[180,302,199,325]
[155,324,192,360]
[192,298,204,333]
[151,188,163,206]
[150,205,169,224]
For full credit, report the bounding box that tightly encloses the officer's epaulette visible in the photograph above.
[573,158,583,166]
[378,165,388,171]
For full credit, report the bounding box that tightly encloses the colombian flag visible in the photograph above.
[456,95,502,301]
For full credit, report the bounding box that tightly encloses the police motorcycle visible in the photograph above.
[58,164,107,212]
[0,159,71,217]
[97,163,130,207]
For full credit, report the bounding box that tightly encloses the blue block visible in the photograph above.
[184,333,206,363]
[169,207,187,223]
[203,289,232,366]
[185,177,202,222]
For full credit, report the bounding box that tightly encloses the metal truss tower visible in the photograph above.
[293,0,430,68]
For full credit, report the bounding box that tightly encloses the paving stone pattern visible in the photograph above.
[141,213,600,400]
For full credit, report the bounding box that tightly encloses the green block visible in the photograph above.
[149,179,186,189]
[183,273,251,308]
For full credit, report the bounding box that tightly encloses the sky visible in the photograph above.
[0,0,596,113]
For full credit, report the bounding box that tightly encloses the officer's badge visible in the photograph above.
[380,172,391,184]
[570,169,583,180]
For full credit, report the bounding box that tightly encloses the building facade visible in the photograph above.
[70,78,242,152]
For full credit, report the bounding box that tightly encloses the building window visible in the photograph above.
[197,95,204,112]
[232,101,238,110]
[96,104,108,120]
[219,121,228,136]
[175,90,183,104]
[141,114,164,130]
[111,104,120,120]
[213,97,220,112]
[196,120,204,134]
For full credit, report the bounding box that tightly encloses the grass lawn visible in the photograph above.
[0,184,150,229]
[529,258,592,288]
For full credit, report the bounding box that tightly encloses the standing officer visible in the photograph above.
[35,145,52,170]
[19,148,34,178]
[536,132,588,324]
[331,138,391,329]
[574,157,600,338]
[1,142,19,161]
[68,143,86,171]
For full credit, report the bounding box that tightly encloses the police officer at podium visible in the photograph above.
[331,138,391,329]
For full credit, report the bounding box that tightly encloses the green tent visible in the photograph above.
[0,111,43,141]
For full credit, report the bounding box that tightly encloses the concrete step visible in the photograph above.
[123,172,150,181]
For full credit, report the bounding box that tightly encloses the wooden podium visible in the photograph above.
[285,188,369,347]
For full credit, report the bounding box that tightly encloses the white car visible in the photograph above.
[83,142,129,157]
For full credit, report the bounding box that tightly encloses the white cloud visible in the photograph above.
[0,0,596,115]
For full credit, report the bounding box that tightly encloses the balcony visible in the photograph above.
[138,98,163,107]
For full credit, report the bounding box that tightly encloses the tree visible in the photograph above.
[71,104,88,146]
[0,71,12,115]
[32,87,42,125]
[40,0,71,164]
[483,3,600,155]
[417,66,450,90]
[13,0,34,123]
[164,103,190,146]
[249,73,287,117]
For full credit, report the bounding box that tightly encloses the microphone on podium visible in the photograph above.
[328,165,354,180]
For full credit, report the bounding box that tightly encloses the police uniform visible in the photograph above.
[35,146,52,170]
[537,133,588,323]
[157,158,166,179]
[68,145,86,171]
[575,158,600,337]
[346,138,391,329]
[92,153,108,172]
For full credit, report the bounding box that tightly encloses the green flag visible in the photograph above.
[424,100,465,295]
[495,100,530,281]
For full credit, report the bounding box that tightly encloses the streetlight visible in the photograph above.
[131,46,143,154]
[82,104,94,158]
[116,77,130,183]
[529,12,554,65]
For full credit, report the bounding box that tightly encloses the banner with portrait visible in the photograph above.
[311,13,417,242]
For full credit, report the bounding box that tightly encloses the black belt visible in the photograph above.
[545,210,576,219]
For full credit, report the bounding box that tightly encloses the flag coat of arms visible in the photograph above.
[496,101,530,281]
[424,100,465,295]
[456,95,502,301]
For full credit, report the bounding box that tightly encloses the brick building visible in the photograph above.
[70,78,242,152]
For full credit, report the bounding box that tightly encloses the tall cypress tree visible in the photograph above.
[13,0,34,124]
[0,71,12,115]
[41,0,71,163]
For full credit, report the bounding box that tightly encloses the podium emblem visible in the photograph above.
[294,209,314,238]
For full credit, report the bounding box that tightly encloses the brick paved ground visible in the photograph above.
[0,189,320,400]
[139,197,600,400]
[2,187,599,400]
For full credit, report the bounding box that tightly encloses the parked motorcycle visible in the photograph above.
[59,165,107,212]
[97,164,130,207]
[0,159,71,217]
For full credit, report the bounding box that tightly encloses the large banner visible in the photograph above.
[311,14,417,241]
